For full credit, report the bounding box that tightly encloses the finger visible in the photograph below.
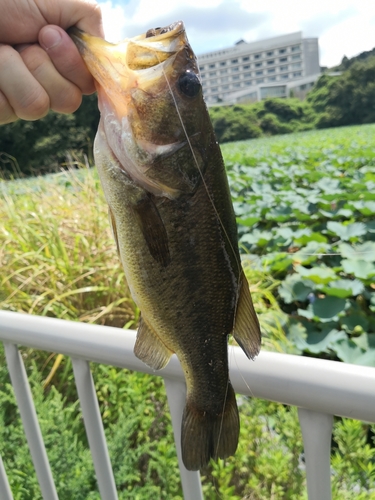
[0,90,17,125]
[0,45,49,121]
[35,0,104,39]
[17,44,82,114]
[39,26,96,95]
[56,0,104,38]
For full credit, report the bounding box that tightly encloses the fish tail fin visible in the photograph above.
[181,383,239,471]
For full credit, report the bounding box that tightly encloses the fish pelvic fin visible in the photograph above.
[134,316,173,370]
[233,272,262,360]
[181,382,239,471]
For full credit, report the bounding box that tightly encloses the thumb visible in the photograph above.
[39,25,96,95]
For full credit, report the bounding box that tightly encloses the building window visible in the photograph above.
[200,72,205,78]
[293,71,302,77]
[231,58,238,64]
[255,70,263,76]
[279,48,286,54]
[268,76,276,82]
[243,64,250,69]
[291,62,301,69]
[210,79,217,85]
[266,51,274,56]
[221,68,228,74]
[233,83,241,88]
[260,85,286,98]
[292,54,301,60]
[244,72,251,78]
[209,63,215,68]
[255,62,262,67]
[242,56,250,61]
[254,53,261,59]
[220,61,226,66]
[280,65,288,71]
[257,78,264,83]
[291,45,301,52]
[267,59,275,65]
[267,68,275,74]
[281,73,289,79]
[211,87,218,92]
[279,57,287,63]
[232,66,239,72]
[209,71,216,76]
[222,85,229,90]
[232,75,240,80]
[221,77,229,83]
[245,80,253,86]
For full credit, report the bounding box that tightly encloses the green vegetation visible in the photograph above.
[209,98,316,143]
[1,124,375,498]
[223,125,375,365]
[0,94,99,178]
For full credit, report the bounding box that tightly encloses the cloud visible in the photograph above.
[300,6,357,38]
[99,0,269,54]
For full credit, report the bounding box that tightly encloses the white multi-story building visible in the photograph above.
[198,31,320,105]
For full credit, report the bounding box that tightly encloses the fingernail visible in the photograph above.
[40,27,62,50]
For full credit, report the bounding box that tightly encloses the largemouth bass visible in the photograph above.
[69,21,261,471]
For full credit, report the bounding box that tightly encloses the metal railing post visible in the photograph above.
[298,408,333,500]
[72,358,118,500]
[0,453,13,500]
[164,377,203,500]
[3,342,59,500]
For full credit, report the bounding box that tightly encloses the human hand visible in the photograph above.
[0,0,104,124]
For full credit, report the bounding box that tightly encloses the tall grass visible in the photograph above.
[0,165,136,327]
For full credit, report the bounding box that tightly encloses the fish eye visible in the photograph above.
[177,71,201,98]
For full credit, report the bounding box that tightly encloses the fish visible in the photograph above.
[69,21,261,471]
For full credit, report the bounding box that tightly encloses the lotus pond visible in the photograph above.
[222,124,375,366]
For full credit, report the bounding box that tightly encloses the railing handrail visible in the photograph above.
[1,310,374,422]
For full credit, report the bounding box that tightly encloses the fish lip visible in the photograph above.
[142,21,185,40]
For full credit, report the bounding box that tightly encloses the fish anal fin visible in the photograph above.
[181,382,239,471]
[134,316,173,370]
[108,207,121,256]
[131,194,171,267]
[233,273,261,360]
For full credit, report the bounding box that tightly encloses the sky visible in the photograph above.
[97,0,375,68]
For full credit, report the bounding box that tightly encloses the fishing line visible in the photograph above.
[156,51,249,484]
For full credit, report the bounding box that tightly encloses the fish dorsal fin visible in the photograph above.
[131,193,171,267]
[134,316,174,370]
[108,207,121,256]
[232,273,261,359]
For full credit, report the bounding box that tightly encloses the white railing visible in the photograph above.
[0,310,375,500]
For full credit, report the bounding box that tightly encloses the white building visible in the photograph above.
[198,31,320,105]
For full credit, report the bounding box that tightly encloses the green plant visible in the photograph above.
[222,125,375,365]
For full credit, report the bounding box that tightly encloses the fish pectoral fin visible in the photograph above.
[233,273,261,359]
[134,316,173,370]
[131,193,171,267]
[108,207,121,256]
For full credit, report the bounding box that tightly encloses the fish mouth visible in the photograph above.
[68,22,186,101]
